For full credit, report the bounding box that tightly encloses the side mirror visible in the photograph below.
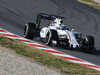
[71,29,76,32]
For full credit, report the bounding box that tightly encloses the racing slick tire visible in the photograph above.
[45,29,58,46]
[82,36,95,53]
[24,22,36,39]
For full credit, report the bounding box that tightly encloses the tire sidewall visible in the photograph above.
[45,29,58,45]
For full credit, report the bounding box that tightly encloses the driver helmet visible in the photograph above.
[60,24,67,30]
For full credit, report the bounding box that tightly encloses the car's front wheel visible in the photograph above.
[82,36,95,53]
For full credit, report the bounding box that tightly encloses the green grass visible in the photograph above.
[82,0,98,3]
[0,35,100,75]
[78,0,100,10]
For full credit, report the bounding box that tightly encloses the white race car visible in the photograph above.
[24,13,95,53]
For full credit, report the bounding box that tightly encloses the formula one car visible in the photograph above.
[24,13,95,53]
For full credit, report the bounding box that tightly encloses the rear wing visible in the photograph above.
[36,13,65,28]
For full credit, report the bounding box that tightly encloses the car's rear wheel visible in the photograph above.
[24,22,36,39]
[45,29,58,46]
[82,36,95,53]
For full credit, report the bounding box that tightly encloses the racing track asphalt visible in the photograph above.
[0,0,100,66]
